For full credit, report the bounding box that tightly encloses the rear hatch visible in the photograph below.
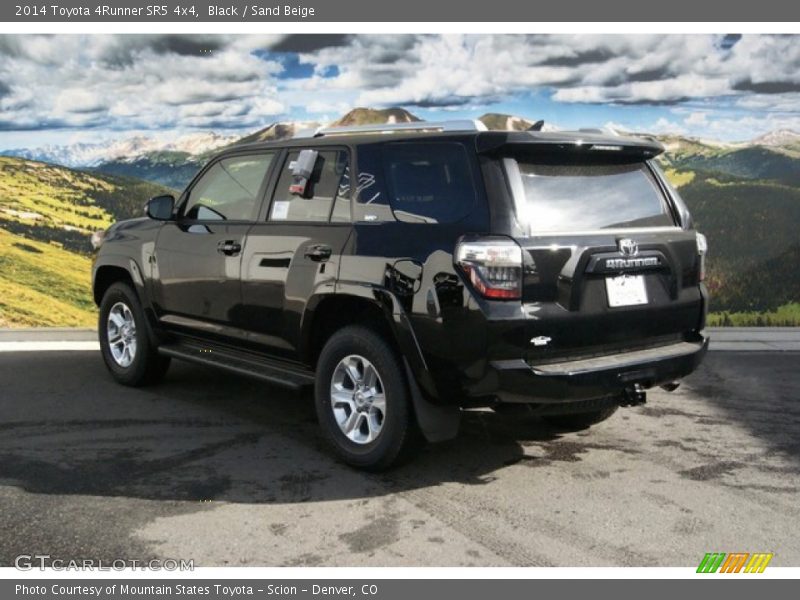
[481,133,706,362]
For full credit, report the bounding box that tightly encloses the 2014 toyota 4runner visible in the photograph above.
[92,120,709,470]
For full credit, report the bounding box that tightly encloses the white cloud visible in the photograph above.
[650,117,688,136]
[295,34,800,116]
[0,33,798,140]
[0,35,287,131]
[53,89,107,115]
[684,112,709,126]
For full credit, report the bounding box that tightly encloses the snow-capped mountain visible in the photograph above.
[751,129,800,147]
[1,132,239,168]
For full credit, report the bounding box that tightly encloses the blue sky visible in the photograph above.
[0,34,798,149]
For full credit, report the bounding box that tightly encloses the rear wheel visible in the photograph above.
[98,282,170,386]
[315,326,421,470]
[544,406,618,431]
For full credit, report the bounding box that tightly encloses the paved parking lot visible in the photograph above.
[0,347,799,567]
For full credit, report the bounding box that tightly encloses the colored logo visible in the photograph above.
[697,552,773,573]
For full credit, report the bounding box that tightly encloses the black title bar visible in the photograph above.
[2,0,800,22]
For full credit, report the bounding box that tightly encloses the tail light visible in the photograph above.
[456,237,523,300]
[696,232,708,282]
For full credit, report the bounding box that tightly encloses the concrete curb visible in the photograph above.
[0,328,97,342]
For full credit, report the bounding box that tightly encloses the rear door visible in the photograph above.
[239,147,353,359]
[500,155,705,360]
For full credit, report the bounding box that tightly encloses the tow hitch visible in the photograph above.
[621,384,646,407]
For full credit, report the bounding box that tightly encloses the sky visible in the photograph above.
[0,33,799,149]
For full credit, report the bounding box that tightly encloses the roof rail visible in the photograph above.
[294,119,487,139]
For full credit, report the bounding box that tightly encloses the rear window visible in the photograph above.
[382,143,475,224]
[505,159,674,233]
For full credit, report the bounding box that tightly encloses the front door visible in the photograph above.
[153,152,277,338]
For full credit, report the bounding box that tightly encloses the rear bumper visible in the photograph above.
[488,334,709,403]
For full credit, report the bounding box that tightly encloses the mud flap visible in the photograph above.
[403,359,461,442]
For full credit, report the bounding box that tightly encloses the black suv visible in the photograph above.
[92,120,709,469]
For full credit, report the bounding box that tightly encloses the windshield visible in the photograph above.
[505,159,675,233]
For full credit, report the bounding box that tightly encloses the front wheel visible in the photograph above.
[98,282,170,386]
[315,326,421,470]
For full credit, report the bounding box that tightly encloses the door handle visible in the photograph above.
[304,244,332,262]
[217,240,242,256]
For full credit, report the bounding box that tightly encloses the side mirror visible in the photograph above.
[291,149,319,179]
[145,195,175,221]
[289,149,319,197]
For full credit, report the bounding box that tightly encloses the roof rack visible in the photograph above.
[294,119,487,139]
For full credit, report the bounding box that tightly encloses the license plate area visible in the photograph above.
[605,274,648,307]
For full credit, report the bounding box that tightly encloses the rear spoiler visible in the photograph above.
[475,130,664,159]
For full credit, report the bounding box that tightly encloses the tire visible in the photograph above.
[544,406,618,431]
[315,325,421,470]
[98,282,170,386]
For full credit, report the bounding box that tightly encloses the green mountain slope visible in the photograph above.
[714,244,800,313]
[661,168,800,314]
[0,157,172,326]
[662,145,800,187]
[92,151,198,191]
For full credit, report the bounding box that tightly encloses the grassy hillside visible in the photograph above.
[0,227,94,327]
[0,157,172,327]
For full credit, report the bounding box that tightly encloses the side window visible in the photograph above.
[383,143,476,224]
[183,153,274,221]
[353,144,393,223]
[269,149,350,222]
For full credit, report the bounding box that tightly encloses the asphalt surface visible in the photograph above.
[0,348,799,567]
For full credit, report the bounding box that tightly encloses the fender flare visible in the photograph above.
[92,253,148,304]
[93,253,162,340]
[303,283,461,443]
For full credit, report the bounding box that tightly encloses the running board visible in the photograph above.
[158,339,315,390]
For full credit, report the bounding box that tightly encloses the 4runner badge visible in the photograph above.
[530,336,552,347]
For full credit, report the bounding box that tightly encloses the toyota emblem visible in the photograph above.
[618,238,639,257]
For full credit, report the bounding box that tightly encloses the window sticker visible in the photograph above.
[271,200,290,220]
